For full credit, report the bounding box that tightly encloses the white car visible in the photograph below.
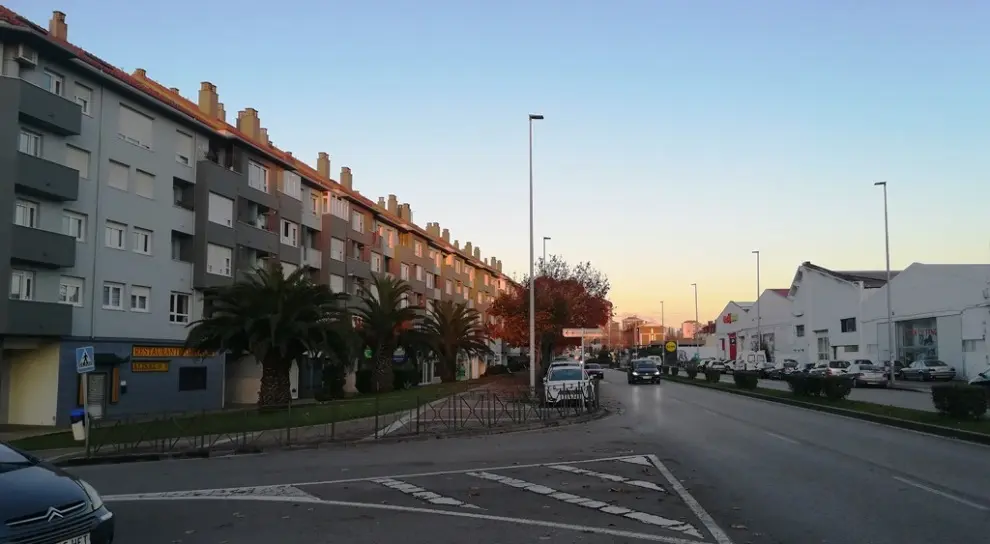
[543,366,595,405]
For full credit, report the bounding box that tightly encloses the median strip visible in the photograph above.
[664,375,990,446]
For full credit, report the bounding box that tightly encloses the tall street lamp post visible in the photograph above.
[875,181,896,385]
[528,114,544,393]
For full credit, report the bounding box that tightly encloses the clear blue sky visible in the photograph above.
[10,0,990,323]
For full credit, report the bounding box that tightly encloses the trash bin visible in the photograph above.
[70,408,86,442]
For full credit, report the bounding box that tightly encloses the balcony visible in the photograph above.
[3,299,73,336]
[15,152,79,201]
[348,257,371,279]
[303,247,322,269]
[10,225,76,268]
[1,77,82,135]
[234,220,279,253]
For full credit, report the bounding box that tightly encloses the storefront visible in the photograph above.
[897,318,938,363]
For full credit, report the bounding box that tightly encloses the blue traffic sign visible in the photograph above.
[76,346,95,374]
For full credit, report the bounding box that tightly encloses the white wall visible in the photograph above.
[714,301,752,359]
[733,291,794,360]
[790,266,875,363]
[6,343,61,426]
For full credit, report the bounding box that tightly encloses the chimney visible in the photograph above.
[464,242,473,256]
[317,153,330,178]
[398,204,412,222]
[387,194,399,214]
[340,167,353,189]
[489,257,497,268]
[169,87,180,94]
[497,260,503,272]
[217,103,226,122]
[377,197,386,208]
[236,108,261,141]
[442,228,450,242]
[453,240,460,250]
[49,11,68,41]
[198,82,219,119]
[474,247,481,260]
[133,68,147,79]
[259,127,270,145]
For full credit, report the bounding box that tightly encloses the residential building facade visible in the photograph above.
[0,9,514,426]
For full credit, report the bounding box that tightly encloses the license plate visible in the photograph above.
[58,535,90,544]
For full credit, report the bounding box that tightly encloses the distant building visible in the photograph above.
[682,321,701,339]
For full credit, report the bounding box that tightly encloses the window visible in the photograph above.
[108,161,129,190]
[62,211,87,241]
[18,130,41,156]
[331,196,349,219]
[840,318,857,333]
[351,211,364,232]
[483,274,489,286]
[118,104,153,149]
[10,270,34,300]
[102,282,124,310]
[426,273,434,289]
[74,83,92,115]
[371,253,382,272]
[248,160,268,191]
[435,252,443,268]
[134,170,155,199]
[175,131,193,166]
[281,171,301,199]
[414,241,423,257]
[478,292,484,304]
[415,265,423,281]
[132,227,152,255]
[400,263,410,280]
[795,325,805,337]
[59,276,84,306]
[207,193,234,227]
[104,221,126,249]
[14,199,38,228]
[207,243,232,276]
[330,238,345,261]
[169,292,191,324]
[467,266,474,281]
[454,260,462,274]
[43,69,64,95]
[310,193,321,214]
[964,339,984,353]
[329,274,345,293]
[130,285,150,312]
[66,146,90,179]
[178,367,208,391]
[445,279,453,295]
[281,262,298,277]
[281,220,299,247]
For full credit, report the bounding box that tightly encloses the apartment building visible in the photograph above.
[0,9,512,425]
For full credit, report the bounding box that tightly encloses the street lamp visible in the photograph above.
[875,181,896,385]
[753,250,761,355]
[542,236,551,270]
[691,283,699,359]
[660,301,665,340]
[528,113,544,393]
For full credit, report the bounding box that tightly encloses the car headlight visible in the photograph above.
[78,479,104,510]
[631,372,639,376]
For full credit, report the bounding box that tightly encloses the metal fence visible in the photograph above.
[79,381,601,458]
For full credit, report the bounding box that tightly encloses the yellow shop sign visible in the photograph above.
[131,361,170,373]
[131,346,216,358]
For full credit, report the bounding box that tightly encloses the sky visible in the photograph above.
[9,0,990,325]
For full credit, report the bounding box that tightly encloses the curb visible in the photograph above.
[54,449,210,467]
[665,376,990,446]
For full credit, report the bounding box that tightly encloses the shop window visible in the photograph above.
[178,366,208,391]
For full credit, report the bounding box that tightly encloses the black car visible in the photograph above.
[0,442,115,544]
[627,359,661,384]
[584,363,605,380]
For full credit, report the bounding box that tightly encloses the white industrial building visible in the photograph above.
[714,290,796,362]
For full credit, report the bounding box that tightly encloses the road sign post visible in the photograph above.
[75,346,95,457]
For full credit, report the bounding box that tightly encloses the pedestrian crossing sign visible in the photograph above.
[76,346,95,374]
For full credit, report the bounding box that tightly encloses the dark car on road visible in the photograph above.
[0,442,115,544]
[584,363,605,380]
[627,359,661,384]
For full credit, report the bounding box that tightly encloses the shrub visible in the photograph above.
[314,363,347,401]
[686,369,698,379]
[784,374,852,400]
[393,366,420,391]
[484,364,511,376]
[670,366,680,377]
[733,370,760,390]
[704,369,722,383]
[931,383,988,419]
[355,369,375,394]
[821,376,853,400]
[661,366,671,375]
[507,356,528,372]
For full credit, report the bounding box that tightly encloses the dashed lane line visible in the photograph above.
[467,471,704,539]
[371,477,481,509]
[547,464,667,493]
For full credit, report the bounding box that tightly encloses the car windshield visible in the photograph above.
[858,365,881,371]
[634,362,656,370]
[829,361,850,368]
[584,363,601,369]
[924,361,947,367]
[549,368,584,381]
[783,362,797,368]
[0,444,34,467]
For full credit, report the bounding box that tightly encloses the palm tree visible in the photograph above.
[184,263,352,406]
[418,300,493,383]
[350,274,421,393]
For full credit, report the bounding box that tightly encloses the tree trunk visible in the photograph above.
[258,355,292,407]
[374,353,395,393]
[439,356,457,383]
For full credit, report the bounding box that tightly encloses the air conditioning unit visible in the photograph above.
[14,44,37,66]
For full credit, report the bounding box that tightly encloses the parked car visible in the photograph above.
[847,363,888,387]
[901,360,957,381]
[0,442,115,544]
[583,362,605,380]
[879,360,906,378]
[628,359,662,384]
[968,366,990,390]
[810,360,851,376]
[543,366,595,405]
[767,360,799,379]
[708,359,728,374]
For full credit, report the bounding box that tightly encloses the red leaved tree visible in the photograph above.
[488,256,613,372]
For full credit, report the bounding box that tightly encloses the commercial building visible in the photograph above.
[713,301,752,360]
[0,9,513,426]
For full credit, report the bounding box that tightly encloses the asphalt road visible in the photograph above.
[68,370,988,543]
[713,373,937,411]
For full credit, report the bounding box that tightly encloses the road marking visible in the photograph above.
[363,412,413,441]
[467,471,704,539]
[371,477,480,509]
[646,454,734,544]
[104,493,703,543]
[619,455,655,467]
[763,431,800,445]
[547,464,667,493]
[702,409,720,417]
[105,484,321,502]
[892,476,989,511]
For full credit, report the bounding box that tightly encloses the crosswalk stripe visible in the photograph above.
[371,477,480,509]
[467,471,703,539]
[547,464,667,493]
[620,456,655,467]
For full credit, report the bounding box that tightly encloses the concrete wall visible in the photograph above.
[4,342,60,425]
